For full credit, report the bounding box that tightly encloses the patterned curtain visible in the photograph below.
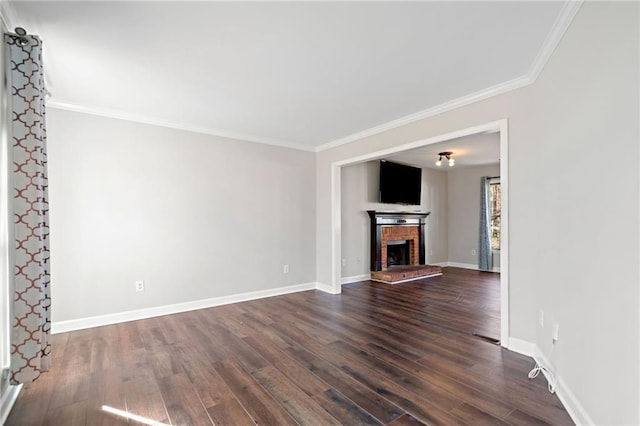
[5,33,51,384]
[478,176,492,271]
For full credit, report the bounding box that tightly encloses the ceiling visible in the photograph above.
[7,1,570,150]
[384,132,500,171]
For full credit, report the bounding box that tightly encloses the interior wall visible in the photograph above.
[340,161,448,279]
[316,2,639,423]
[530,2,638,424]
[47,108,316,322]
[447,163,500,266]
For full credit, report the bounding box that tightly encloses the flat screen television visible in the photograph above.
[379,160,422,205]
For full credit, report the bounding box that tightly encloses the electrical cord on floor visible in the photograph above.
[528,340,558,394]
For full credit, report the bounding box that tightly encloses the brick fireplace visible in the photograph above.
[381,225,420,270]
[367,211,428,271]
[367,210,442,283]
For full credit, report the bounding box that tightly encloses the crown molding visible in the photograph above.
[528,0,583,81]
[315,0,584,153]
[48,101,316,152]
[29,0,582,154]
[315,74,532,152]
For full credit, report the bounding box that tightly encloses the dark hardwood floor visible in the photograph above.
[6,267,573,425]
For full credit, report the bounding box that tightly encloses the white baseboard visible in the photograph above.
[52,282,317,334]
[341,274,371,285]
[506,337,536,356]
[0,383,22,425]
[534,346,594,425]
[315,282,341,294]
[504,338,593,426]
[442,261,501,273]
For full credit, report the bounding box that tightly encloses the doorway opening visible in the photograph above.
[330,119,509,346]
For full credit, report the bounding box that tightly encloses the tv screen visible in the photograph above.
[379,160,422,205]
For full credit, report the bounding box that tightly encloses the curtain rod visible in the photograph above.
[5,27,30,46]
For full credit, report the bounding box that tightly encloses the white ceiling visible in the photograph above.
[384,131,500,171]
[7,1,569,150]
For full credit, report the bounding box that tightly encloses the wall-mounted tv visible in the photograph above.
[379,160,422,205]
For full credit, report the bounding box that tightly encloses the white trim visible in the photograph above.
[0,383,22,425]
[32,1,577,156]
[52,282,316,334]
[445,262,501,274]
[315,3,582,153]
[527,1,583,81]
[534,346,594,426]
[315,281,340,295]
[500,338,593,426]
[506,338,535,357]
[331,120,507,168]
[498,122,510,347]
[330,164,342,294]
[316,77,529,152]
[330,118,510,348]
[47,102,315,153]
[341,274,371,285]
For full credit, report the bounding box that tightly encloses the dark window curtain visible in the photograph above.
[478,176,492,271]
[5,32,51,384]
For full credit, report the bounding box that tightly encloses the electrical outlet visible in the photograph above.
[356,257,361,264]
[471,249,477,256]
[552,323,560,342]
[135,280,144,292]
[341,259,346,267]
[283,264,289,274]
[539,309,544,327]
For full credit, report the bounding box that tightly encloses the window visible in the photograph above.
[489,179,501,250]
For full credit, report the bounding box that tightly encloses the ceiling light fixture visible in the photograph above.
[435,151,454,167]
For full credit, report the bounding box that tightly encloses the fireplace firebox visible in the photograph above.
[387,240,411,267]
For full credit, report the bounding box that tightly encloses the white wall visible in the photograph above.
[340,161,447,279]
[530,3,638,424]
[47,108,316,323]
[316,2,638,424]
[447,164,499,266]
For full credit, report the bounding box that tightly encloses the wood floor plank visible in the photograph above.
[313,388,383,425]
[85,369,128,426]
[450,402,512,425]
[122,367,172,425]
[363,340,521,420]
[6,267,574,426]
[388,413,428,426]
[206,396,254,426]
[505,409,555,425]
[285,344,405,424]
[42,400,87,426]
[326,340,463,412]
[214,358,297,425]
[252,365,343,425]
[242,334,332,397]
[156,373,214,425]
